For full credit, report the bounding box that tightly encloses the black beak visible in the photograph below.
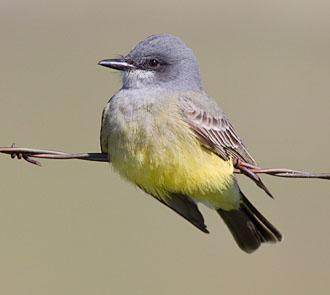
[98,58,136,71]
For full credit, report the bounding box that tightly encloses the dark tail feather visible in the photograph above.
[217,191,282,253]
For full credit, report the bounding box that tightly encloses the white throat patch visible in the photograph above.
[121,70,156,89]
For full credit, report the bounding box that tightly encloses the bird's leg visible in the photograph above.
[233,158,274,199]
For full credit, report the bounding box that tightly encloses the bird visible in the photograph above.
[98,34,282,253]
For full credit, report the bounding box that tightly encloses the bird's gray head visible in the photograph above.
[98,34,203,92]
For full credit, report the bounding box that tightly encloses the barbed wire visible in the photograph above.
[1,144,329,181]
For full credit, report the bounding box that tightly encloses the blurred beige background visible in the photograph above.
[1,0,330,294]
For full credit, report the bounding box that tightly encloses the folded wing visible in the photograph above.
[179,95,256,165]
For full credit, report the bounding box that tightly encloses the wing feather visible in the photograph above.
[156,193,209,233]
[179,95,256,164]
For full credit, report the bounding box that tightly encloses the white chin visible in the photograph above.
[121,70,156,89]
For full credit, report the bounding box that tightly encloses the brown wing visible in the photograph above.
[179,96,256,165]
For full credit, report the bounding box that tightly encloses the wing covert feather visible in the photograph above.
[179,95,256,165]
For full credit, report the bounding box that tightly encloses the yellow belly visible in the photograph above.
[109,116,240,210]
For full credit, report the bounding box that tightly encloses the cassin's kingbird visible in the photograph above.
[98,34,282,253]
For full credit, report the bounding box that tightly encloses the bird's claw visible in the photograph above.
[233,158,274,199]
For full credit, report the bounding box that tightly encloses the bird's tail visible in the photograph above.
[217,191,282,253]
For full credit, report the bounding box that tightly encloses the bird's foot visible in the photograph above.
[233,158,274,199]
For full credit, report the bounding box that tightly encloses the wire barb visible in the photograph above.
[0,144,109,164]
[9,143,42,166]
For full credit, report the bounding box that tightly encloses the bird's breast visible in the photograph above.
[105,93,183,167]
[101,90,238,209]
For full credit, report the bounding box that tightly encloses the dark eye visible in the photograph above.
[148,59,159,68]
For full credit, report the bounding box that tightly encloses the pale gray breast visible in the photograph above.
[100,88,172,155]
